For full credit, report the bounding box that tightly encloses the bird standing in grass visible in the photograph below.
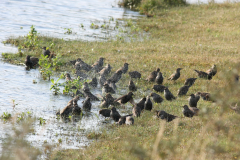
[144,96,153,111]
[152,84,166,93]
[150,93,164,103]
[125,116,134,125]
[206,64,217,77]
[114,92,135,106]
[168,68,182,81]
[155,72,164,84]
[108,70,123,83]
[137,97,147,111]
[177,85,191,96]
[128,79,137,91]
[92,57,104,72]
[182,105,195,118]
[194,69,212,80]
[188,94,200,108]
[132,104,141,117]
[164,88,176,101]
[129,71,141,79]
[110,107,121,122]
[147,68,160,82]
[155,110,177,122]
[184,78,197,86]
[117,63,129,74]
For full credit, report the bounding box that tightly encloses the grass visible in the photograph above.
[2,2,240,160]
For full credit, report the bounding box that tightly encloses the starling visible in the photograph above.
[83,88,100,101]
[99,109,111,118]
[108,70,123,83]
[42,47,50,57]
[188,94,200,108]
[177,85,191,96]
[92,57,104,72]
[114,92,135,105]
[102,83,115,94]
[184,78,197,86]
[106,79,117,90]
[128,79,137,91]
[65,73,72,82]
[147,68,160,82]
[155,110,177,122]
[72,100,82,115]
[182,105,195,118]
[89,77,98,88]
[206,64,217,77]
[75,58,92,72]
[60,96,81,117]
[195,92,212,101]
[76,70,88,79]
[71,86,84,97]
[129,71,141,79]
[164,88,176,101]
[99,64,112,77]
[144,96,153,111]
[132,104,141,117]
[152,84,166,93]
[99,74,107,87]
[150,93,164,103]
[70,59,77,65]
[118,114,133,125]
[168,68,182,81]
[25,55,33,69]
[117,63,129,74]
[110,107,121,122]
[137,97,147,111]
[100,93,116,108]
[155,72,164,84]
[82,97,92,111]
[125,116,134,125]
[194,69,212,80]
[82,82,90,91]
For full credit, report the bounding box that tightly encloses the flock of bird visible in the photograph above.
[25,47,219,125]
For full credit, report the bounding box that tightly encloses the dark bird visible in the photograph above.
[117,63,129,74]
[195,92,212,101]
[155,110,177,122]
[92,57,104,72]
[108,70,123,83]
[72,100,82,115]
[194,69,212,80]
[99,74,107,87]
[206,64,217,77]
[82,97,92,111]
[99,64,112,76]
[99,109,111,118]
[110,107,121,122]
[132,104,141,117]
[150,93,164,103]
[70,59,77,65]
[65,73,72,82]
[128,79,137,91]
[75,58,92,72]
[177,85,191,96]
[168,68,182,81]
[100,93,116,108]
[118,114,133,125]
[114,92,135,106]
[188,94,200,108]
[82,82,90,91]
[76,70,88,79]
[184,78,197,86]
[182,105,195,118]
[164,88,176,101]
[147,68,160,82]
[137,97,147,111]
[106,79,117,90]
[129,71,141,79]
[155,72,164,84]
[152,84,166,93]
[89,77,98,88]
[59,96,81,117]
[71,86,84,97]
[144,96,153,111]
[25,55,39,69]
[102,83,115,94]
[42,47,50,57]
[125,116,134,125]
[83,88,100,101]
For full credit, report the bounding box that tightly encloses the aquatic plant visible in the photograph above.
[23,25,39,50]
[39,54,53,80]
[64,28,73,34]
[1,112,12,121]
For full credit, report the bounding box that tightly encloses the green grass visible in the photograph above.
[2,2,240,160]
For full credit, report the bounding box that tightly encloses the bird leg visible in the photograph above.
[129,98,136,106]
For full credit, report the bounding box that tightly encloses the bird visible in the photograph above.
[83,88,100,101]
[106,79,117,90]
[117,63,129,74]
[168,68,182,81]
[42,47,50,57]
[125,116,134,125]
[150,93,164,103]
[92,57,104,72]
[144,96,153,111]
[132,104,141,117]
[110,107,121,122]
[99,74,107,87]
[89,77,98,88]
[155,110,177,122]
[155,72,164,84]
[59,96,81,117]
[195,92,212,101]
[184,78,197,86]
[128,79,137,91]
[182,105,195,118]
[65,73,72,82]
[82,97,92,111]
[72,100,82,116]
[114,92,135,106]
[129,71,141,79]
[29,56,39,67]
[137,97,147,111]
[108,70,123,83]
[70,59,77,65]
[102,83,115,94]
[152,84,166,93]
[194,69,212,80]
[164,88,176,101]
[177,85,191,96]
[99,109,111,118]
[25,55,39,69]
[75,58,92,72]
[147,68,160,82]
[99,64,112,77]
[118,114,133,125]
[76,70,88,79]
[82,82,90,91]
[206,64,217,77]
[100,93,117,108]
[188,94,200,108]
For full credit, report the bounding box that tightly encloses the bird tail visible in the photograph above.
[194,70,200,73]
